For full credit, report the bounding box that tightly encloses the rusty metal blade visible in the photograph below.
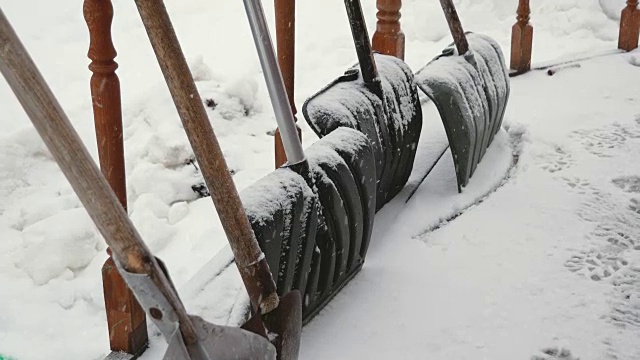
[240,290,301,359]
[162,315,277,360]
[263,291,302,360]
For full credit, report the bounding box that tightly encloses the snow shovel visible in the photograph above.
[414,0,510,192]
[133,0,302,359]
[302,0,422,210]
[0,7,276,360]
[241,0,315,332]
[243,0,378,324]
[241,0,306,170]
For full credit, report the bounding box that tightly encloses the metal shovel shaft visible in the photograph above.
[439,0,469,55]
[133,0,279,314]
[243,0,305,165]
[0,6,199,345]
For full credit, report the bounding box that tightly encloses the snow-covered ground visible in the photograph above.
[301,52,640,359]
[0,0,638,359]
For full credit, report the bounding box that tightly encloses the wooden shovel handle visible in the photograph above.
[133,0,279,314]
[439,0,469,55]
[0,7,199,344]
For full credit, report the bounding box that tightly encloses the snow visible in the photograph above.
[1,0,639,359]
[304,52,422,208]
[240,167,313,226]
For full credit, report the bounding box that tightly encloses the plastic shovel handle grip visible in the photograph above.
[0,6,199,344]
[243,0,305,165]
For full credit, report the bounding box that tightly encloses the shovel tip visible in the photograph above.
[260,292,280,314]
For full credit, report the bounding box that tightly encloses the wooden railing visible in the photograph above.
[83,0,305,356]
[510,0,533,73]
[372,0,405,59]
[510,0,639,73]
[369,0,638,73]
[274,0,301,168]
[619,0,640,51]
[83,0,148,357]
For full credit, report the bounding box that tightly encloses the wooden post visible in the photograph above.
[372,0,405,59]
[619,0,640,51]
[510,0,533,73]
[274,0,301,168]
[83,0,148,356]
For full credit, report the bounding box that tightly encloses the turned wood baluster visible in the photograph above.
[619,0,640,51]
[372,0,405,59]
[274,0,301,168]
[83,0,148,355]
[510,0,533,72]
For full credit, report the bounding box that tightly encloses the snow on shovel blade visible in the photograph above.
[302,54,422,209]
[298,128,376,322]
[467,33,510,144]
[415,32,510,191]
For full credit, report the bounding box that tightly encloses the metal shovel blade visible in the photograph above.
[164,315,277,360]
[263,290,302,360]
[240,290,302,360]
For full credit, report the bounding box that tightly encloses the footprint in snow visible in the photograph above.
[570,123,640,159]
[531,347,580,360]
[535,145,574,174]
[612,175,640,194]
[579,200,640,250]
[610,265,640,329]
[628,198,640,215]
[565,249,629,281]
[574,188,640,250]
[601,266,640,360]
[591,222,640,250]
[561,177,597,195]
[565,182,640,281]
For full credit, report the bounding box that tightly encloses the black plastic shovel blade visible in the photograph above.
[302,53,422,209]
[415,32,509,191]
[298,128,376,322]
[263,290,303,360]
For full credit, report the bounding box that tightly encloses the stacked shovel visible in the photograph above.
[303,0,510,203]
[302,0,423,210]
[241,0,378,324]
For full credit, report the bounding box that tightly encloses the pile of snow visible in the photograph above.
[301,52,640,359]
[599,0,627,20]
